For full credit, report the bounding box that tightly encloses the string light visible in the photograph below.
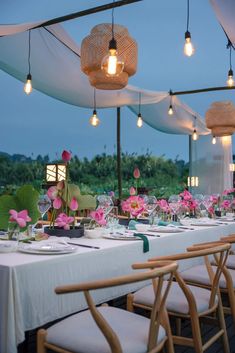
[24,30,32,95]
[192,116,198,141]
[137,92,143,128]
[227,45,234,87]
[101,1,124,76]
[89,89,100,127]
[184,0,195,57]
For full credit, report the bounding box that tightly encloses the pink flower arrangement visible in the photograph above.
[9,209,32,228]
[90,208,107,226]
[179,190,198,212]
[55,213,74,230]
[223,188,235,196]
[121,195,146,218]
[46,150,80,229]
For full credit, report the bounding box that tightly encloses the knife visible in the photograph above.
[67,242,100,249]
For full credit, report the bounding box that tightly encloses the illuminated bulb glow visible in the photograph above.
[192,129,198,141]
[137,113,143,128]
[24,74,32,95]
[212,136,216,145]
[107,49,118,75]
[168,104,173,115]
[101,38,124,77]
[227,69,234,87]
[89,110,100,127]
[184,31,194,57]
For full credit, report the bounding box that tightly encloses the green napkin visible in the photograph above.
[158,220,181,226]
[128,220,149,253]
[133,233,149,253]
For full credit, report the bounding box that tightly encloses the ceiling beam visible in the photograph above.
[170,85,235,96]
[32,0,143,29]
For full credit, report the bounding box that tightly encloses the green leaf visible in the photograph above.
[77,195,96,211]
[0,184,40,230]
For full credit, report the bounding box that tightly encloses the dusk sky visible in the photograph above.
[0,0,234,161]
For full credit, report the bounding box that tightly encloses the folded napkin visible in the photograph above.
[128,220,149,253]
[157,220,181,227]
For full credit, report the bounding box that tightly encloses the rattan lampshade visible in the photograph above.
[205,101,235,137]
[81,23,137,90]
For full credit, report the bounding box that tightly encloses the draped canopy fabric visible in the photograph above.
[0,21,209,135]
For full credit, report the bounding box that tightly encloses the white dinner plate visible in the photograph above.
[103,233,140,241]
[150,227,184,233]
[190,222,218,227]
[0,240,18,253]
[18,242,77,255]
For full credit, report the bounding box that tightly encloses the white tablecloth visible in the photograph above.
[1,223,235,353]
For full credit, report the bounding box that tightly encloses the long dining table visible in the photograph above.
[1,221,235,353]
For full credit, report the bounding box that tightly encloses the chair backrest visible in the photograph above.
[55,260,178,353]
[133,243,230,314]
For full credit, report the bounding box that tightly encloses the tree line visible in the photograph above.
[0,152,189,198]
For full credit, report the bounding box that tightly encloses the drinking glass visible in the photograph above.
[37,195,51,220]
[145,196,157,225]
[97,195,113,217]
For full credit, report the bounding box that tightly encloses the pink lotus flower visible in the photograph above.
[90,208,107,226]
[55,213,74,230]
[221,200,231,210]
[133,168,140,179]
[9,209,32,228]
[158,199,169,212]
[121,196,145,217]
[69,197,79,211]
[62,150,72,163]
[129,187,136,196]
[210,195,219,205]
[53,197,62,210]
[47,181,64,201]
[179,190,193,201]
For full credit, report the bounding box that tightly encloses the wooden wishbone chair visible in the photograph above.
[184,236,235,329]
[37,260,177,353]
[127,243,231,353]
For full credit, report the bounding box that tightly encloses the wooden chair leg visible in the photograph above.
[227,289,235,330]
[217,300,230,353]
[190,316,203,353]
[175,318,181,336]
[126,293,134,312]
[161,309,174,353]
[37,329,47,353]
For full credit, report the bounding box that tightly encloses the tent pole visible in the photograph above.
[117,107,122,206]
[171,85,235,96]
[188,135,192,193]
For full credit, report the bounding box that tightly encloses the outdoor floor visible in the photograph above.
[18,295,235,353]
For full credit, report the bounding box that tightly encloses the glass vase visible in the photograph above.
[7,222,20,241]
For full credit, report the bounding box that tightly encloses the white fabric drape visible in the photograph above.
[0,22,208,135]
[191,135,233,195]
[210,0,235,45]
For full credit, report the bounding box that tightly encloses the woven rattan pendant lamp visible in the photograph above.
[81,23,137,90]
[205,101,235,136]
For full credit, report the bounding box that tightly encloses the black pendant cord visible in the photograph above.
[112,0,115,39]
[28,30,31,75]
[229,45,232,71]
[186,0,189,32]
[94,88,96,111]
[138,92,141,114]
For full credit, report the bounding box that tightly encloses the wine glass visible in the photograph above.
[145,196,157,225]
[37,195,51,221]
[97,195,113,217]
[168,195,181,221]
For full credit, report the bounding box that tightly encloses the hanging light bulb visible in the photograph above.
[168,104,173,115]
[89,110,100,127]
[136,92,143,128]
[89,88,100,127]
[227,46,234,87]
[24,30,32,95]
[24,73,32,95]
[101,5,124,77]
[212,135,216,145]
[137,113,143,128]
[184,31,194,57]
[184,1,195,57]
[192,129,198,141]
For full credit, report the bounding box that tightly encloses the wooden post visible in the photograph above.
[117,107,122,206]
[188,135,192,193]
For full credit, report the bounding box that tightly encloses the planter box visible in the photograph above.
[44,226,84,238]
